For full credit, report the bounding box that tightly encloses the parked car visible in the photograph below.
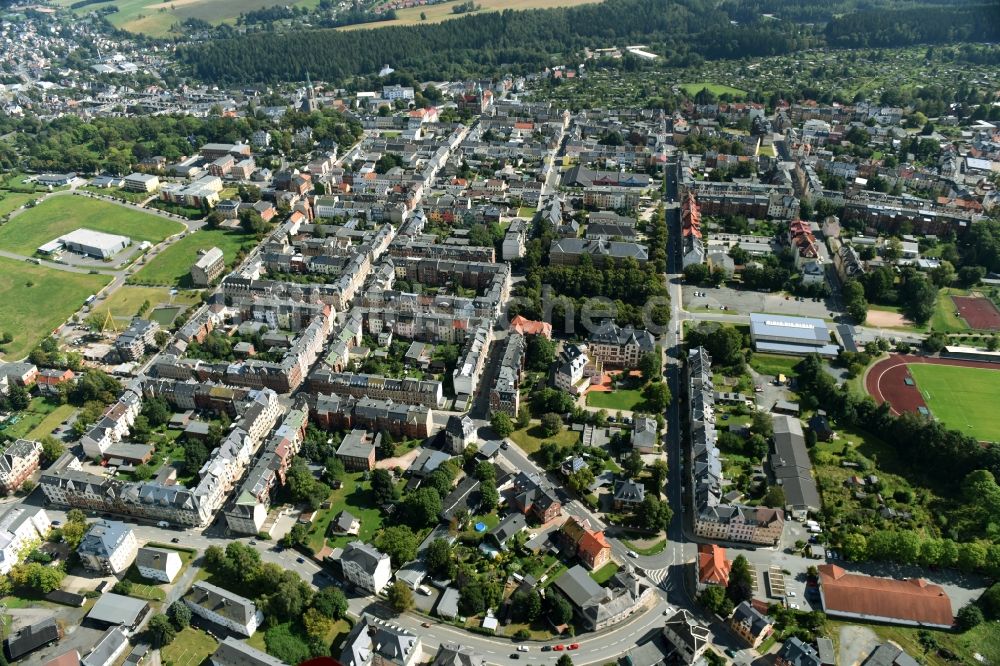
[553,645,564,651]
[541,647,552,653]
[296,557,305,563]
[509,655,520,660]
[518,646,529,652]
[627,550,639,558]
[568,644,580,651]
[171,537,180,543]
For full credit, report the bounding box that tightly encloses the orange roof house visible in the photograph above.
[697,544,731,587]
[510,315,552,340]
[559,517,611,571]
[817,564,953,629]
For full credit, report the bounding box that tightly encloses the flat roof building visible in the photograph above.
[39,228,131,260]
[749,313,839,357]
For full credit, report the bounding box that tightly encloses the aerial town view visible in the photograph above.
[0,1,1000,666]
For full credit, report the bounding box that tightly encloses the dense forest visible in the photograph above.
[180,0,1000,85]
[180,0,815,85]
[825,4,1000,48]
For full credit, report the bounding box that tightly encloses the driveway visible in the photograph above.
[839,624,880,666]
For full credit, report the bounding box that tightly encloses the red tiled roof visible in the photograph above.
[818,564,953,627]
[682,192,702,239]
[698,544,731,586]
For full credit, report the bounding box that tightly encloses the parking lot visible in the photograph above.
[684,285,838,320]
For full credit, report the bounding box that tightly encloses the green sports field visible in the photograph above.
[0,196,184,256]
[0,256,112,360]
[909,363,1000,442]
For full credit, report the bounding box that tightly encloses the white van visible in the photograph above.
[156,521,170,528]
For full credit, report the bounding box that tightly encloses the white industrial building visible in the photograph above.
[38,228,131,259]
[748,313,839,357]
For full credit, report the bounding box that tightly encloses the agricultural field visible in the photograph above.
[129,228,255,288]
[0,256,111,360]
[54,0,320,37]
[0,196,184,257]
[677,82,747,98]
[340,0,603,30]
[908,364,1000,442]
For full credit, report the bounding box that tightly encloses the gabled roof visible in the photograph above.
[3,617,60,660]
[697,543,731,585]
[818,564,953,628]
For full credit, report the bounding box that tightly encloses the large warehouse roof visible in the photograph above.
[749,313,830,342]
[59,228,130,252]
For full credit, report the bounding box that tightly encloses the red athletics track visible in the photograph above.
[864,354,1000,416]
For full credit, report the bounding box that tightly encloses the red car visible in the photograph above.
[568,644,580,651]
[553,646,564,652]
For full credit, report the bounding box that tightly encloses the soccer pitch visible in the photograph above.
[908,363,1000,443]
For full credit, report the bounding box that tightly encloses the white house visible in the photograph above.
[0,506,50,575]
[135,546,182,583]
[341,541,392,594]
[184,581,263,636]
[78,520,138,575]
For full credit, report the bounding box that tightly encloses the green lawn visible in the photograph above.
[585,389,645,411]
[2,398,76,440]
[308,472,385,554]
[509,423,580,456]
[909,363,1000,442]
[929,288,971,333]
[678,82,747,98]
[749,353,802,378]
[589,562,620,584]
[0,196,184,256]
[130,228,255,288]
[0,192,37,217]
[621,537,667,555]
[90,285,202,322]
[0,256,112,360]
[161,627,218,666]
[826,618,1000,666]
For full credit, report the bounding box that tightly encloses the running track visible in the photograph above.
[865,353,1000,416]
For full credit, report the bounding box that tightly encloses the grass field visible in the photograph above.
[678,82,747,98]
[340,0,603,30]
[585,389,645,411]
[309,472,385,554]
[749,353,802,378]
[909,363,1000,442]
[929,287,971,333]
[589,562,620,584]
[0,196,184,256]
[2,398,75,440]
[0,193,37,218]
[161,627,218,666]
[90,286,202,323]
[826,618,1000,666]
[0,256,111,360]
[130,228,255,288]
[56,0,320,36]
[510,423,580,455]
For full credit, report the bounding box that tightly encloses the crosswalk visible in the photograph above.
[644,566,671,591]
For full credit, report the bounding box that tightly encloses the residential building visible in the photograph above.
[78,520,138,575]
[661,609,710,665]
[123,173,159,193]
[509,315,552,339]
[211,637,286,666]
[191,247,225,287]
[558,517,611,571]
[184,581,263,636]
[431,643,486,666]
[511,472,562,523]
[332,511,361,536]
[340,615,421,666]
[0,438,42,493]
[729,601,774,648]
[613,478,645,510]
[681,192,705,268]
[36,368,75,396]
[549,238,648,266]
[135,546,182,583]
[115,319,160,362]
[553,565,655,631]
[861,643,920,666]
[696,543,731,588]
[490,333,524,417]
[588,324,655,367]
[553,344,597,395]
[749,313,839,357]
[776,637,822,666]
[502,218,528,260]
[81,627,130,666]
[0,506,51,575]
[817,564,953,629]
[313,394,432,440]
[341,541,392,594]
[444,414,477,454]
[631,416,658,454]
[769,415,821,519]
[336,429,379,471]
